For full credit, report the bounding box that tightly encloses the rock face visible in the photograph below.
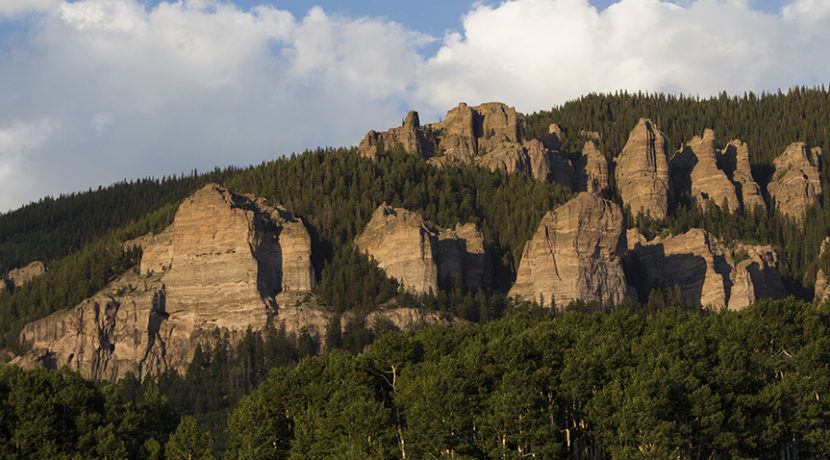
[627,228,785,310]
[615,118,671,218]
[814,237,830,304]
[508,193,629,308]
[722,140,766,212]
[672,129,741,212]
[1,261,46,293]
[768,142,822,221]
[576,140,610,196]
[358,102,578,189]
[16,184,317,381]
[355,204,491,295]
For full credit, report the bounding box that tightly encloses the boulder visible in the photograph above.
[509,193,629,308]
[615,118,671,218]
[15,184,317,381]
[768,142,822,221]
[355,204,492,294]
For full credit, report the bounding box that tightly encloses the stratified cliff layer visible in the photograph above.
[627,228,785,310]
[615,118,671,218]
[16,184,316,381]
[355,204,491,295]
[508,193,629,308]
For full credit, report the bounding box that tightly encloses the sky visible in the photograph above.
[0,0,828,212]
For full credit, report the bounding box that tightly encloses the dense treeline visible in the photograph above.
[526,87,830,169]
[229,298,830,459]
[0,365,183,459]
[527,87,830,296]
[227,146,572,311]
[0,204,177,351]
[0,168,239,272]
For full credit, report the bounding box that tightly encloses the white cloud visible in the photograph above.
[0,120,58,210]
[417,0,830,113]
[0,0,428,211]
[1,0,830,212]
[0,0,56,18]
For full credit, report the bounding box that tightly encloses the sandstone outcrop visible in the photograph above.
[671,129,741,212]
[615,118,671,218]
[0,260,46,293]
[509,193,629,308]
[722,140,766,212]
[364,307,457,332]
[358,111,436,161]
[16,184,317,381]
[358,102,578,189]
[814,237,830,304]
[768,142,822,221]
[355,204,491,295]
[627,228,785,309]
[576,140,610,196]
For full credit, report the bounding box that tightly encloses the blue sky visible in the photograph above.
[0,0,828,212]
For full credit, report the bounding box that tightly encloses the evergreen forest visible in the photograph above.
[1,88,830,458]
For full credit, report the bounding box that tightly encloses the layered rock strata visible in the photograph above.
[576,140,610,196]
[355,204,491,295]
[508,193,629,308]
[721,140,766,212]
[16,184,317,381]
[627,228,785,310]
[768,142,822,221]
[358,102,577,189]
[615,118,671,218]
[671,129,741,212]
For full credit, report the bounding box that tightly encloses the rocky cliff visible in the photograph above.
[768,142,822,221]
[0,260,46,293]
[627,228,785,310]
[722,140,766,212]
[576,140,610,196]
[508,193,629,308]
[615,118,671,218]
[671,129,741,212]
[355,204,491,295]
[358,102,578,189]
[16,184,318,381]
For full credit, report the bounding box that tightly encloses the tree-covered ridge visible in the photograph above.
[226,146,572,309]
[0,167,239,272]
[526,87,830,170]
[229,298,830,459]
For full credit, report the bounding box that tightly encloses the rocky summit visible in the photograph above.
[14,184,317,381]
[358,102,579,189]
[615,118,671,218]
[509,193,630,308]
[355,204,491,295]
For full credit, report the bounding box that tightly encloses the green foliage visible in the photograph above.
[0,365,178,459]
[0,168,239,272]
[165,416,215,460]
[229,299,830,459]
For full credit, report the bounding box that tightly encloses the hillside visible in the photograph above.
[1,88,830,457]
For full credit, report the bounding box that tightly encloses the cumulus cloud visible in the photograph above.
[417,0,830,113]
[1,0,829,212]
[0,0,429,211]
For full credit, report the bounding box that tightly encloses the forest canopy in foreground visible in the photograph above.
[0,298,827,459]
